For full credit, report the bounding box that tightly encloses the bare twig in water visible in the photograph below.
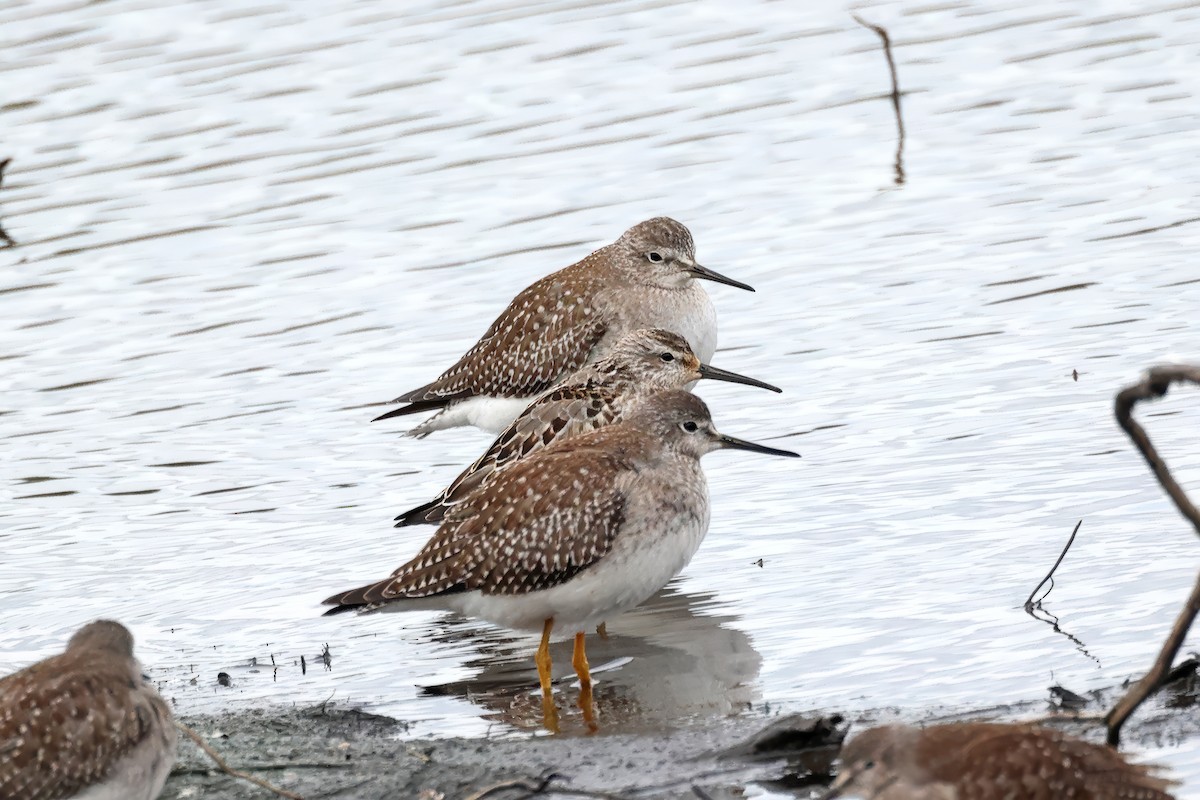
[1105,364,1200,747]
[852,15,906,185]
[1025,520,1082,609]
[1027,604,1100,667]
[1023,520,1098,665]
[0,158,13,248]
[175,721,306,800]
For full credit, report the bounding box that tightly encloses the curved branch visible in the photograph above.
[1105,364,1200,746]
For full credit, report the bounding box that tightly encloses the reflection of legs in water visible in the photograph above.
[595,622,609,639]
[536,618,559,733]
[573,631,597,731]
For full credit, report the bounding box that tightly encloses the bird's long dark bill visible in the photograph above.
[698,363,782,393]
[689,263,755,292]
[717,433,799,458]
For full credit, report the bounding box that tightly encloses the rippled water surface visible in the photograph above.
[3,0,1200,781]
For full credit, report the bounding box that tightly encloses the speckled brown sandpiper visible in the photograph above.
[0,620,177,800]
[328,390,798,731]
[373,217,753,437]
[826,722,1177,799]
[393,327,781,528]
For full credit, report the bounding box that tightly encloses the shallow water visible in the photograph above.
[2,0,1200,784]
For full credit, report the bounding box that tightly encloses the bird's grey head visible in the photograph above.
[603,329,701,389]
[603,328,782,395]
[825,725,921,799]
[626,389,799,460]
[615,217,754,292]
[67,619,136,657]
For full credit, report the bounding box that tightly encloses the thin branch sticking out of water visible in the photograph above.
[852,15,906,185]
[1026,520,1082,609]
[1106,364,1200,747]
[0,158,13,248]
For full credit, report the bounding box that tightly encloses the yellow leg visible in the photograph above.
[536,618,559,733]
[596,622,609,639]
[573,631,597,732]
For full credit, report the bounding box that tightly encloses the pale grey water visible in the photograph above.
[2,0,1200,787]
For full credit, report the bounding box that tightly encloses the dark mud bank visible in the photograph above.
[164,684,1200,800]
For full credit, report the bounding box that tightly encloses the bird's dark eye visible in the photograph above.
[682,421,698,432]
[647,251,664,263]
[864,760,875,769]
[660,352,675,362]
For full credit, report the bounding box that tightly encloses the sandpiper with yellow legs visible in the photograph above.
[327,391,798,731]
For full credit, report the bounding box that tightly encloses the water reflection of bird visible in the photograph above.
[325,391,797,732]
[372,217,754,437]
[394,327,780,528]
[0,620,177,800]
[419,585,763,732]
[826,722,1177,799]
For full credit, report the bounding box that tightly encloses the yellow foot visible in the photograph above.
[536,618,559,733]
[573,631,598,733]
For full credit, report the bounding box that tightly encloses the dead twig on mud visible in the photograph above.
[1025,520,1082,609]
[175,720,307,800]
[1105,364,1200,747]
[852,15,906,185]
[463,771,631,800]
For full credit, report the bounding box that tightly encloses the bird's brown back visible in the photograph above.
[914,723,1176,800]
[0,644,173,800]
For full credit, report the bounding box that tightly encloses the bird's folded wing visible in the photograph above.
[436,381,620,510]
[392,273,610,403]
[385,445,629,599]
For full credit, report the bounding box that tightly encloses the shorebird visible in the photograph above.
[0,620,177,800]
[327,390,798,731]
[826,722,1177,799]
[393,327,781,528]
[372,217,753,437]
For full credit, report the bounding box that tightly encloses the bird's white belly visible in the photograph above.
[448,511,709,637]
[414,394,533,435]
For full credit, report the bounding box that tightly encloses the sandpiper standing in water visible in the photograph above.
[827,722,1177,799]
[373,217,754,436]
[0,620,177,800]
[328,391,798,731]
[394,327,780,527]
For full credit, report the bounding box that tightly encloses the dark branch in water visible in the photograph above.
[1023,521,1097,666]
[0,158,13,248]
[1106,364,1200,747]
[852,15,906,185]
[1027,603,1100,668]
[1025,520,1082,609]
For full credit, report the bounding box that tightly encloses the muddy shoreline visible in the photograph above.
[163,681,1199,800]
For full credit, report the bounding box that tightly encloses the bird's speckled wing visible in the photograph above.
[0,657,170,800]
[392,268,611,404]
[395,380,622,526]
[920,724,1177,800]
[332,441,629,608]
